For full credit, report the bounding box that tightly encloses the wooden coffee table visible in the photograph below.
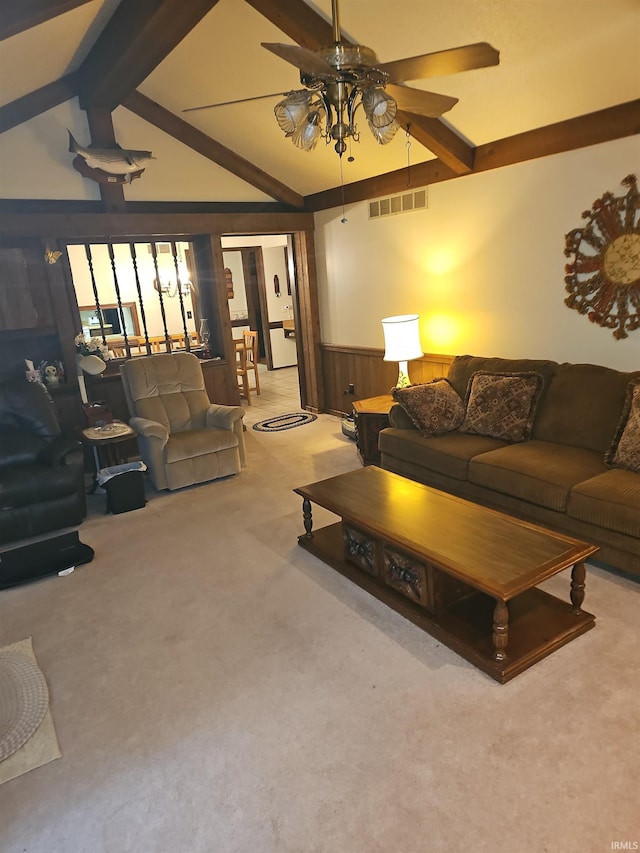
[294,467,598,683]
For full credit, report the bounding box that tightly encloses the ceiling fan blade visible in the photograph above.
[183,92,285,114]
[262,43,339,80]
[377,42,499,83]
[386,84,458,117]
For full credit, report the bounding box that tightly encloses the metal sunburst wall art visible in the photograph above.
[564,174,640,340]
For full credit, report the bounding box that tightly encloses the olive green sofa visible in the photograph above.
[379,355,640,578]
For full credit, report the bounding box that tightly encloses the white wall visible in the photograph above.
[314,136,640,372]
[0,101,99,200]
[0,99,272,202]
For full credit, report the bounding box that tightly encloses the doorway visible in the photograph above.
[222,235,300,405]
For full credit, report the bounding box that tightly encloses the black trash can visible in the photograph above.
[97,462,147,514]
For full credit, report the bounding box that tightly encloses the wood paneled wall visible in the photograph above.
[320,344,455,415]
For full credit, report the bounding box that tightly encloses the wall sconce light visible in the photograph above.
[153,277,192,298]
[381,313,423,387]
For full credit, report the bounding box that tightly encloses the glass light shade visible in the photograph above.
[362,88,397,128]
[368,118,399,145]
[382,314,423,387]
[274,92,312,134]
[291,108,324,150]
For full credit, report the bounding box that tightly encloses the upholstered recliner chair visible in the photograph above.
[120,352,246,491]
[0,378,86,546]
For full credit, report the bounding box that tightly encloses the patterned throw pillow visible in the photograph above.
[460,371,543,443]
[605,380,640,473]
[392,379,465,437]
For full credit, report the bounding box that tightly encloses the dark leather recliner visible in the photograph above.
[0,379,86,546]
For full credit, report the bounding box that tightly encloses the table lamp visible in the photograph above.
[381,314,423,388]
[77,354,106,404]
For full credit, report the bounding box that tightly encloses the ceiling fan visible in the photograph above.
[184,0,499,158]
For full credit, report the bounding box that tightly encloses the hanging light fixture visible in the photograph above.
[271,0,400,157]
[273,76,398,157]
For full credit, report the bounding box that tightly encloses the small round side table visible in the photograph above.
[81,420,137,469]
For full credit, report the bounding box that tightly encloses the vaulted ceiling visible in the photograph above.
[0,0,638,211]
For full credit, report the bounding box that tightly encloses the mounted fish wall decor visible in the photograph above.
[67,131,155,185]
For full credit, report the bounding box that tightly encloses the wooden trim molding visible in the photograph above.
[0,210,315,238]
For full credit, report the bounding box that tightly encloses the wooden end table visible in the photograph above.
[294,467,598,683]
[81,420,138,469]
[352,394,394,465]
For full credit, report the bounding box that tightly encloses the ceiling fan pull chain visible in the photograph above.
[405,124,412,187]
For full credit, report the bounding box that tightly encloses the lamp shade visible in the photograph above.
[77,353,106,405]
[78,354,106,376]
[381,314,423,362]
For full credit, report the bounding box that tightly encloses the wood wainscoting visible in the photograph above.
[320,344,455,416]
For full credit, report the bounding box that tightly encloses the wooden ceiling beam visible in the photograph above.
[474,99,640,173]
[397,112,475,174]
[85,107,126,212]
[122,91,305,209]
[0,0,93,41]
[245,0,473,172]
[0,74,78,134]
[244,0,334,49]
[305,100,640,211]
[78,0,222,111]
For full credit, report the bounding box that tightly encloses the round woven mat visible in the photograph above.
[0,649,49,762]
[252,412,317,432]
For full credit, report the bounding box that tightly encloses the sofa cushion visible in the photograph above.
[568,469,640,538]
[605,380,640,473]
[460,371,543,442]
[468,440,607,512]
[532,362,640,453]
[379,428,506,481]
[446,355,557,401]
[392,380,464,437]
[389,403,417,430]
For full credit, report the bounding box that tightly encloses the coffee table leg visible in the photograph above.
[570,561,586,614]
[492,599,509,661]
[302,498,313,539]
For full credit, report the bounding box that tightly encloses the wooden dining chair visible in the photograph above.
[236,330,260,404]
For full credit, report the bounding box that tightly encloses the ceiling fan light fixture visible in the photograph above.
[362,88,397,128]
[180,0,500,162]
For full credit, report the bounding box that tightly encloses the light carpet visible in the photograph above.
[0,638,61,786]
[0,414,638,852]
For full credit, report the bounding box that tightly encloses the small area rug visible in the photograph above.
[253,412,317,432]
[0,638,61,785]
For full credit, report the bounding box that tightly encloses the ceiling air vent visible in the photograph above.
[369,189,427,220]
